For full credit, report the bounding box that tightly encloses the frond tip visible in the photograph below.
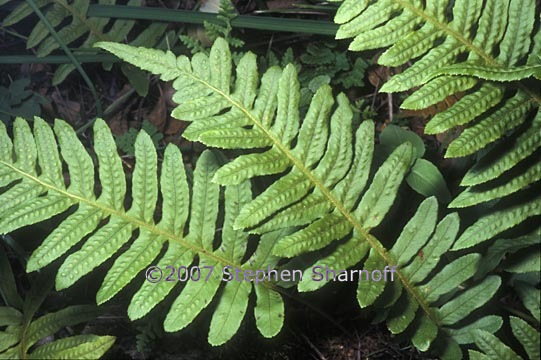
[300,197,504,358]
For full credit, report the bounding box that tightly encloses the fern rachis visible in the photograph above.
[93,38,515,356]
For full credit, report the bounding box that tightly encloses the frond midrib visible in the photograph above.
[393,0,541,104]
[19,298,41,360]
[184,74,439,325]
[0,159,254,288]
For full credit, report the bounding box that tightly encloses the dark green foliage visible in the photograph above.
[115,120,163,156]
[0,79,48,126]
[0,0,174,93]
[297,41,368,90]
[469,317,539,359]
[0,244,115,359]
[266,41,369,104]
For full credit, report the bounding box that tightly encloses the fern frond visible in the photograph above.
[470,317,540,360]
[332,0,541,214]
[96,38,509,356]
[95,39,413,289]
[425,63,541,82]
[340,198,503,357]
[0,117,284,345]
[450,161,541,207]
[95,39,413,238]
[463,226,539,360]
[205,0,244,48]
[1,306,115,360]
[444,93,534,156]
[0,246,115,359]
[462,113,541,186]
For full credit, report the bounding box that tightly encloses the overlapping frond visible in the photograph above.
[95,38,507,356]
[0,305,114,359]
[301,197,504,358]
[0,245,115,359]
[466,227,540,360]
[469,317,540,360]
[1,0,169,87]
[489,227,540,327]
[0,117,284,345]
[332,0,541,219]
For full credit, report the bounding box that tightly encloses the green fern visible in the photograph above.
[297,41,369,90]
[503,231,540,327]
[447,180,540,358]
[0,0,172,89]
[0,245,115,359]
[2,34,536,355]
[331,0,541,220]
[264,43,368,110]
[475,227,540,281]
[469,317,539,360]
[203,0,244,48]
[179,0,244,54]
[115,119,163,155]
[469,226,540,359]
[0,117,284,345]
[0,79,48,126]
[95,38,513,357]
